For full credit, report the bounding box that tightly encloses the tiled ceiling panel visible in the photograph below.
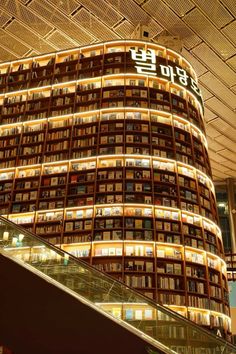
[107,0,154,26]
[218,149,236,164]
[0,0,234,181]
[204,107,217,123]
[28,0,95,44]
[208,149,228,163]
[217,149,236,161]
[0,28,30,56]
[226,55,236,71]
[47,0,80,15]
[158,0,195,17]
[191,43,236,87]
[210,118,236,141]
[207,136,225,152]
[232,85,236,94]
[221,0,236,17]
[183,8,235,59]
[0,47,17,61]
[205,97,236,127]
[106,0,163,39]
[193,0,233,29]
[199,72,236,110]
[73,8,120,41]
[205,126,222,139]
[221,20,236,46]
[143,0,201,49]
[6,20,56,53]
[114,20,136,37]
[0,0,53,36]
[0,10,12,27]
[214,135,236,151]
[46,30,80,50]
[181,48,208,77]
[212,171,230,181]
[198,83,214,101]
[76,0,123,27]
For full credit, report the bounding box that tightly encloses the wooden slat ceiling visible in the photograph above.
[0,0,235,181]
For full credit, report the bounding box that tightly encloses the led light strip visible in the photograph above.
[0,107,207,151]
[0,39,197,79]
[5,202,222,242]
[0,73,204,120]
[0,153,215,194]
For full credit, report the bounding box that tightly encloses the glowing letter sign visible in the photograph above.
[130,48,157,75]
[130,48,203,110]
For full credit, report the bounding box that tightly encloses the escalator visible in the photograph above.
[0,216,235,354]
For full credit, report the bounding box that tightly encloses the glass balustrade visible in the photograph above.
[0,215,235,354]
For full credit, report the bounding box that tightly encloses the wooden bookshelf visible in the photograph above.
[0,40,230,339]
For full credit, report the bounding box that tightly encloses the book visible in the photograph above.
[166,263,174,274]
[157,233,165,242]
[144,219,151,229]
[65,222,73,232]
[134,208,142,216]
[135,310,143,320]
[71,175,77,183]
[103,231,110,240]
[135,183,142,192]
[115,183,122,192]
[186,267,192,276]
[116,248,122,256]
[174,264,182,275]
[76,210,83,218]
[112,230,122,240]
[135,261,144,271]
[135,219,142,228]
[125,309,133,320]
[146,247,153,257]
[101,248,109,256]
[51,177,58,186]
[74,221,83,230]
[126,218,134,228]
[156,221,163,230]
[146,262,153,272]
[106,195,114,203]
[126,182,133,192]
[173,235,181,244]
[115,195,122,203]
[25,181,31,189]
[157,249,165,258]
[126,231,133,240]
[106,219,113,228]
[126,246,134,256]
[15,193,22,201]
[108,248,116,256]
[22,193,29,201]
[144,196,152,204]
[164,222,171,231]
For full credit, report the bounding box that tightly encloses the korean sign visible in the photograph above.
[130,48,203,110]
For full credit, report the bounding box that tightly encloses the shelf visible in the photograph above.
[0,40,229,337]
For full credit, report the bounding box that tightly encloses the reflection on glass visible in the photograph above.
[0,216,235,354]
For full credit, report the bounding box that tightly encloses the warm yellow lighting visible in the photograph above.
[3,231,9,241]
[12,237,17,246]
[18,234,24,242]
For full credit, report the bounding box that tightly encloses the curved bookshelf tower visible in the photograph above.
[0,40,231,338]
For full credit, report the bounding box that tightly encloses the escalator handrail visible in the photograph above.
[0,215,235,351]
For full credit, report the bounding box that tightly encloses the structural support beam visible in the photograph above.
[226,178,236,253]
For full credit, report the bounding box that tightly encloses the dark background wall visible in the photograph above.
[0,254,159,354]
